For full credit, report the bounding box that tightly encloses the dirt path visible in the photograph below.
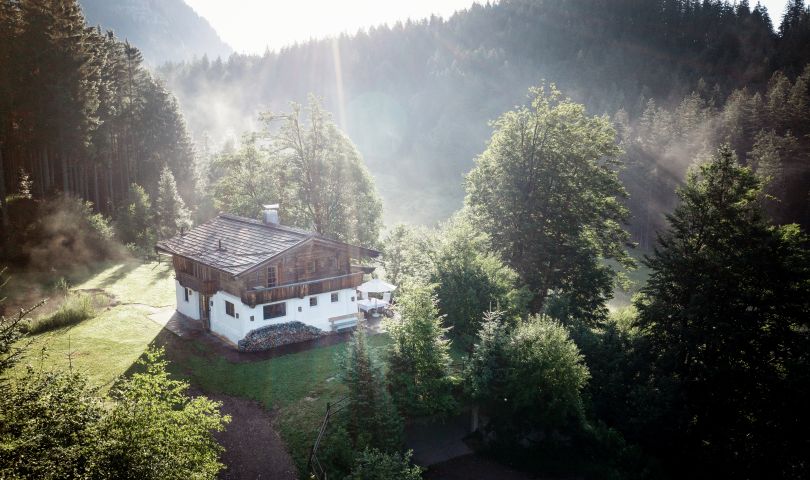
[189,388,298,480]
[425,454,539,480]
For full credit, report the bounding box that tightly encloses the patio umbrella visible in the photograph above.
[357,278,397,293]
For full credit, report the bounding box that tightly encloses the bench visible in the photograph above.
[329,312,362,332]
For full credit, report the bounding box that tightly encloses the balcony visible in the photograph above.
[176,271,217,296]
[241,272,364,307]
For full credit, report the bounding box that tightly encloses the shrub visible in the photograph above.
[0,347,229,479]
[466,313,590,443]
[345,448,423,480]
[29,293,95,334]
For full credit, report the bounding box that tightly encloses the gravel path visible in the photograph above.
[188,388,298,480]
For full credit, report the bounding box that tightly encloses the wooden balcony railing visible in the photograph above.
[176,271,217,296]
[241,272,364,307]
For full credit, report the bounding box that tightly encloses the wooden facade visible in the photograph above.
[172,240,365,307]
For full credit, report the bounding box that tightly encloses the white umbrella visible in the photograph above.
[357,278,397,293]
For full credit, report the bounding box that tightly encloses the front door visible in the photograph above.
[200,295,211,331]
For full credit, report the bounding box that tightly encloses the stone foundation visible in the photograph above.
[238,321,325,352]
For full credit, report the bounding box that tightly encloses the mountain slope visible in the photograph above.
[159,0,809,225]
[79,0,231,65]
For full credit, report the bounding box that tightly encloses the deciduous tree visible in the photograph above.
[465,84,632,322]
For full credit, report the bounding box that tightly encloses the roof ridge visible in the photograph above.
[217,213,314,237]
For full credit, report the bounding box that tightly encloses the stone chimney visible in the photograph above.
[262,204,280,225]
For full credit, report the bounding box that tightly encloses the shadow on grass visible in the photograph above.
[97,262,140,289]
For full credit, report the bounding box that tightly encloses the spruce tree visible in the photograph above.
[342,322,403,452]
[115,183,154,250]
[154,166,190,239]
[385,284,457,417]
[635,145,810,477]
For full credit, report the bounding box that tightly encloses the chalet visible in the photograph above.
[155,206,378,350]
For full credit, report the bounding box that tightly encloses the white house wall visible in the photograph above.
[209,290,246,344]
[175,281,200,320]
[205,287,359,344]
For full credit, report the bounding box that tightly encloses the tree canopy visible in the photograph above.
[465,84,632,320]
[208,97,383,248]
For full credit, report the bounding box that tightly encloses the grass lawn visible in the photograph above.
[11,259,391,477]
[165,333,391,475]
[10,261,174,389]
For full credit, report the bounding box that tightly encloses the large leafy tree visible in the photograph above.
[265,96,383,248]
[380,223,437,287]
[208,135,282,219]
[634,146,810,477]
[431,214,530,348]
[465,84,632,322]
[386,284,457,417]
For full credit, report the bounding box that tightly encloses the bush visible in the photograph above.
[466,313,589,444]
[29,293,95,334]
[0,348,229,479]
[2,195,124,270]
[345,448,423,480]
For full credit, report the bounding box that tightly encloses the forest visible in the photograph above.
[1,1,809,479]
[159,0,810,227]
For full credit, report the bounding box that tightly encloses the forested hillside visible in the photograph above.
[159,0,810,227]
[79,0,232,65]
[0,0,197,265]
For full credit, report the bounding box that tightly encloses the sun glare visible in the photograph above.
[185,0,478,54]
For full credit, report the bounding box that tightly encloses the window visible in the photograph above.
[267,266,277,288]
[331,292,339,303]
[263,302,286,319]
[310,296,318,307]
[306,260,316,274]
[184,288,190,302]
[225,301,235,317]
[351,296,355,302]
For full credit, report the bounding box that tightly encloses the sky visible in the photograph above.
[185,0,478,54]
[186,0,790,54]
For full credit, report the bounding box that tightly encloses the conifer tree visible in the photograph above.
[342,322,402,452]
[635,145,810,477]
[115,183,154,250]
[154,166,190,239]
[385,284,457,417]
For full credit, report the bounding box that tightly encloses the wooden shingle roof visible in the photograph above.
[155,214,378,276]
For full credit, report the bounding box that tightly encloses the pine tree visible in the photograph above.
[154,166,190,239]
[385,284,457,417]
[115,183,154,250]
[342,322,403,452]
[635,145,810,477]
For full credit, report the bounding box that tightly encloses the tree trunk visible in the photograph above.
[61,149,68,194]
[0,145,8,228]
[93,164,99,208]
